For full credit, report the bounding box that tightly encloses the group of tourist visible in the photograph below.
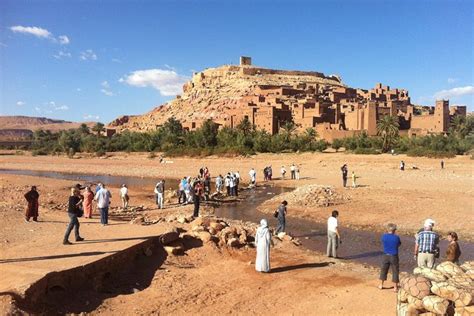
[378,218,461,291]
[255,206,463,287]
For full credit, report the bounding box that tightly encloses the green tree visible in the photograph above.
[236,117,253,136]
[280,121,297,142]
[377,115,399,152]
[199,119,219,147]
[92,122,105,137]
[79,123,90,135]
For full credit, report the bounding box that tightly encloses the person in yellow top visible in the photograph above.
[351,171,357,188]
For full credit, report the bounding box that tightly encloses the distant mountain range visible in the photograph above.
[0,116,96,132]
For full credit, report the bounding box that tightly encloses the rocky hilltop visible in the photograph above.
[108,63,344,132]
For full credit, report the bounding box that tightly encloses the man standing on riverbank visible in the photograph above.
[155,180,165,209]
[95,184,111,226]
[414,221,439,268]
[379,223,401,291]
[275,201,288,234]
[249,168,256,187]
[327,210,341,258]
[120,184,129,210]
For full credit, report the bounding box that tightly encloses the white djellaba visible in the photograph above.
[255,219,271,272]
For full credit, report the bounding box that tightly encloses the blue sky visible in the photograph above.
[1,0,472,123]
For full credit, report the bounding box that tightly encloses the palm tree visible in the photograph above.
[304,127,318,139]
[92,122,105,137]
[377,115,399,152]
[450,115,467,138]
[280,121,297,142]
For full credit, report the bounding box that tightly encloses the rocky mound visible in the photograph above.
[108,64,344,132]
[266,184,349,208]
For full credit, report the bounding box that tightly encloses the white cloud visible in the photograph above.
[112,58,122,63]
[119,68,189,96]
[54,105,69,110]
[58,35,70,45]
[433,86,474,99]
[447,78,458,84]
[80,49,97,61]
[53,50,72,59]
[100,81,115,96]
[10,25,51,38]
[16,101,26,106]
[0,42,7,47]
[77,88,82,92]
[101,88,115,96]
[10,25,70,45]
[84,114,100,120]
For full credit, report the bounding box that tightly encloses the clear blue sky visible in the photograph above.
[1,0,472,123]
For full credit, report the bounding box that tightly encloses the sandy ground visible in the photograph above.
[0,151,472,314]
[0,173,397,315]
[1,151,473,239]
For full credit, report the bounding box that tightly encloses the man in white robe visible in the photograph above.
[255,219,272,273]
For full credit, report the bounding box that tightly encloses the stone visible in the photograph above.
[400,275,431,300]
[227,238,240,248]
[163,240,185,256]
[160,228,180,245]
[277,232,286,240]
[209,222,224,231]
[176,215,187,224]
[208,227,217,235]
[197,231,212,243]
[130,216,144,225]
[192,217,204,226]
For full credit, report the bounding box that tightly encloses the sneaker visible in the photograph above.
[76,237,84,242]
[63,240,72,245]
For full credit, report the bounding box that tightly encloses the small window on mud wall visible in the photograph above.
[192,122,196,129]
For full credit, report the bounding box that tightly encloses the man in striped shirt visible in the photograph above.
[414,221,439,268]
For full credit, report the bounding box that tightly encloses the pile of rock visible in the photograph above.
[397,261,474,315]
[268,184,349,208]
[189,217,256,248]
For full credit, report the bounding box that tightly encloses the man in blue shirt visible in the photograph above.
[379,223,401,291]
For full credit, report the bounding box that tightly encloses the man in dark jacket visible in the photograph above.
[24,186,39,222]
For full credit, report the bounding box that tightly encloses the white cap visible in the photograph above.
[424,218,435,228]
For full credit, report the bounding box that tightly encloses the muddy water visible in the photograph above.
[0,168,179,189]
[1,168,472,272]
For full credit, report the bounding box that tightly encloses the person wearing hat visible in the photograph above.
[414,219,439,268]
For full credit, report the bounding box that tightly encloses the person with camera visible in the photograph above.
[63,187,84,245]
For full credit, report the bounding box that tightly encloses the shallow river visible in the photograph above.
[1,168,472,272]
